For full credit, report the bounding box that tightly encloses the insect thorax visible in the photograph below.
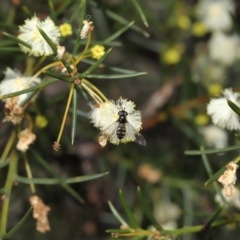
[117,110,128,123]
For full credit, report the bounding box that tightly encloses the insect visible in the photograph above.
[99,109,146,147]
[80,16,94,39]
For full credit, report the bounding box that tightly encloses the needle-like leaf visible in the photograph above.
[119,189,141,229]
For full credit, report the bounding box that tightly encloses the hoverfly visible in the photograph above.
[99,108,146,147]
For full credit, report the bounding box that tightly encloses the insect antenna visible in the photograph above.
[86,15,91,21]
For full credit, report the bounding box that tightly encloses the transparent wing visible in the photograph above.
[125,123,146,146]
[98,121,119,143]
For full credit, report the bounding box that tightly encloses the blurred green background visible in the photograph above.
[1,0,240,239]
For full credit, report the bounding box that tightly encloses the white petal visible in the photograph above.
[207,88,240,130]
[18,15,60,56]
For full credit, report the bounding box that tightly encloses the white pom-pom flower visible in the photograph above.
[200,125,228,149]
[215,187,240,209]
[207,88,240,130]
[89,97,146,146]
[208,32,240,66]
[0,68,41,106]
[196,0,235,32]
[18,15,60,56]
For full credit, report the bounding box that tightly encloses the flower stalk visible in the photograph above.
[0,131,16,163]
[56,83,75,145]
[23,153,36,194]
[0,150,18,236]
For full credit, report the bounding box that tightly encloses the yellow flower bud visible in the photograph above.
[192,21,207,37]
[91,45,105,60]
[59,23,73,37]
[208,83,223,96]
[163,48,181,64]
[35,115,48,129]
[177,15,191,30]
[195,113,209,126]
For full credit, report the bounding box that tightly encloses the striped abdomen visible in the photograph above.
[116,123,126,139]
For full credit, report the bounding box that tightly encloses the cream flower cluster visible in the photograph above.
[196,0,235,32]
[29,195,51,233]
[215,187,240,209]
[196,0,239,67]
[89,97,143,146]
[207,88,240,130]
[16,128,36,152]
[0,68,41,106]
[18,15,60,56]
[200,125,228,149]
[208,32,240,66]
[218,162,238,197]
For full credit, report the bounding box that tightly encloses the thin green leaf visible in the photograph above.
[37,27,57,53]
[20,89,39,107]
[201,150,229,209]
[204,207,223,229]
[63,185,84,203]
[204,166,226,186]
[71,108,88,118]
[102,22,135,45]
[0,47,21,52]
[227,99,240,117]
[0,22,18,30]
[105,229,133,233]
[3,32,31,49]
[185,145,240,155]
[43,71,72,83]
[38,27,73,72]
[86,72,147,79]
[131,0,148,27]
[0,79,57,100]
[106,10,149,38]
[132,237,144,240]
[30,149,83,203]
[137,187,163,231]
[16,172,109,185]
[108,201,129,227]
[104,66,137,74]
[2,207,33,239]
[72,0,86,56]
[76,85,90,103]
[201,148,213,177]
[0,189,5,195]
[119,189,141,229]
[0,40,18,47]
[80,48,112,78]
[81,59,138,74]
[0,158,10,169]
[71,88,77,144]
[204,155,240,186]
[48,0,56,22]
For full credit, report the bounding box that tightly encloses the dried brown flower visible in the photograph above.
[138,163,162,183]
[29,195,51,233]
[218,162,239,197]
[98,134,108,147]
[4,97,24,124]
[16,128,36,152]
[53,141,61,151]
[74,78,81,85]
